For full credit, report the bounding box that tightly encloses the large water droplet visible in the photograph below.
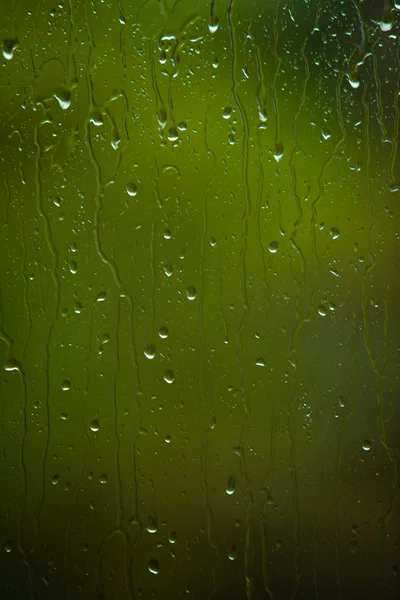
[144,344,156,360]
[90,419,100,432]
[163,370,174,384]
[148,559,160,575]
[186,285,197,300]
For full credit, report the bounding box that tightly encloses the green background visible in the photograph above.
[0,0,399,598]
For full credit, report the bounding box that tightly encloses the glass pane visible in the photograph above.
[0,1,399,598]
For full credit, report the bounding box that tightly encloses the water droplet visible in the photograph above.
[158,326,169,339]
[165,434,171,443]
[2,39,18,60]
[169,531,177,544]
[177,121,187,131]
[330,227,340,240]
[164,228,171,240]
[126,182,137,197]
[60,413,68,420]
[4,541,12,553]
[273,143,284,162]
[164,262,173,277]
[226,475,236,495]
[362,440,372,451]
[210,236,216,247]
[228,134,235,145]
[96,291,106,302]
[51,474,59,486]
[61,380,71,391]
[209,16,219,34]
[317,305,327,317]
[328,302,336,311]
[167,127,178,142]
[228,546,236,561]
[348,73,360,89]
[148,559,159,575]
[186,285,197,300]
[4,358,21,372]
[163,370,174,384]
[99,474,108,484]
[212,57,219,68]
[54,89,71,110]
[268,241,279,253]
[255,357,265,367]
[147,517,158,534]
[69,260,78,275]
[90,419,100,432]
[90,112,103,127]
[321,129,331,140]
[222,107,232,120]
[338,396,345,408]
[144,344,156,360]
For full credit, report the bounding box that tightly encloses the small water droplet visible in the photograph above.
[186,285,197,300]
[164,262,173,277]
[147,517,158,534]
[60,413,68,420]
[96,291,106,302]
[69,260,78,275]
[158,326,169,339]
[4,541,12,553]
[212,57,219,68]
[210,237,216,247]
[126,182,137,197]
[148,559,159,575]
[255,357,265,367]
[177,121,187,131]
[90,419,100,432]
[273,142,284,162]
[338,396,345,408]
[90,112,103,127]
[226,475,236,495]
[321,129,331,140]
[268,241,279,253]
[51,474,59,486]
[164,228,171,240]
[228,546,236,561]
[317,305,327,317]
[169,531,177,544]
[163,370,174,384]
[144,344,156,360]
[167,127,178,142]
[61,380,71,391]
[330,227,340,240]
[223,107,232,120]
[165,434,171,443]
[99,474,108,484]
[362,440,372,451]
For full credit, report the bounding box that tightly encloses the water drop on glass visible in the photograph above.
[158,326,168,339]
[126,182,137,197]
[4,358,21,372]
[317,305,327,317]
[330,227,340,240]
[144,344,156,360]
[222,107,232,120]
[164,228,171,240]
[362,440,372,451]
[99,474,108,484]
[268,241,279,254]
[226,475,236,495]
[165,434,171,443]
[4,541,12,553]
[69,260,78,275]
[96,291,106,302]
[61,380,71,391]
[148,559,159,575]
[255,357,265,367]
[90,419,100,432]
[163,370,174,384]
[186,285,197,300]
[147,517,158,534]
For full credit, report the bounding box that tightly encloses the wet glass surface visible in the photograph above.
[0,1,399,598]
